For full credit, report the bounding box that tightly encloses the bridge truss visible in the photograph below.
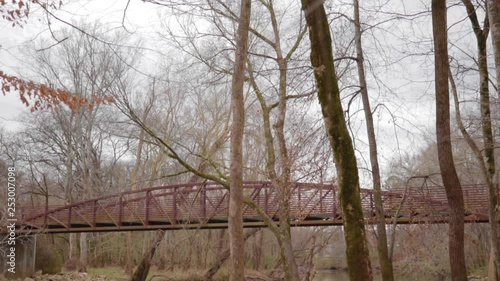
[5,181,494,234]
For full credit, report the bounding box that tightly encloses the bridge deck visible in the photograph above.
[3,182,494,234]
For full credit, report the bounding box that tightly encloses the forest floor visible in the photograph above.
[1,271,112,281]
[1,267,489,281]
[1,267,278,281]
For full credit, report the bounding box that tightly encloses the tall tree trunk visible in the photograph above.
[278,230,299,281]
[203,230,212,269]
[462,1,499,279]
[491,246,499,281]
[126,95,153,275]
[69,233,76,259]
[217,229,225,258]
[184,240,193,270]
[487,0,500,278]
[269,0,301,278]
[169,232,176,271]
[253,230,263,270]
[300,1,373,280]
[432,1,467,280]
[229,0,251,280]
[211,2,307,278]
[79,233,87,272]
[488,0,500,99]
[127,144,145,274]
[450,58,497,279]
[126,232,134,275]
[352,1,394,280]
[248,52,300,281]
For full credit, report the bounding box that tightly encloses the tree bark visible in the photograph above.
[131,230,165,281]
[491,246,499,281]
[169,232,176,271]
[69,233,75,259]
[432,1,467,280]
[125,232,134,275]
[487,0,500,278]
[79,233,88,272]
[268,2,301,279]
[462,1,499,279]
[208,2,308,277]
[229,0,251,280]
[126,92,152,276]
[300,1,373,280]
[488,0,500,99]
[252,230,263,270]
[203,228,260,281]
[352,1,394,280]
[247,50,300,281]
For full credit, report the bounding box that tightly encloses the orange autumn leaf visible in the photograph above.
[1,0,56,27]
[1,70,115,112]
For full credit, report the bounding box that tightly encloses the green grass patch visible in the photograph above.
[263,255,276,268]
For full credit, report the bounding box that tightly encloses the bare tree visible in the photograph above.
[16,22,137,271]
[150,1,315,279]
[459,1,499,279]
[432,1,467,280]
[488,0,500,99]
[228,1,251,280]
[487,0,500,279]
[352,0,394,280]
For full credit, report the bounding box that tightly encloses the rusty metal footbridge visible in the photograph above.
[5,181,495,234]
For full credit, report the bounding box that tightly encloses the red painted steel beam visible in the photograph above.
[7,182,493,234]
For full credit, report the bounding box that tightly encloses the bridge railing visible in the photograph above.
[10,182,494,233]
[16,182,340,231]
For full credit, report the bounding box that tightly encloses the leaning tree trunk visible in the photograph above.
[126,103,150,275]
[353,0,394,280]
[131,230,165,281]
[203,229,260,281]
[228,0,251,280]
[300,1,373,280]
[432,1,468,280]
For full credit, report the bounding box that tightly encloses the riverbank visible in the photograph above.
[1,266,489,281]
[0,268,278,281]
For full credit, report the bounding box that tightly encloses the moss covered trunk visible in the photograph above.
[300,1,373,280]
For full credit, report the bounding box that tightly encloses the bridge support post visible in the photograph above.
[1,234,36,279]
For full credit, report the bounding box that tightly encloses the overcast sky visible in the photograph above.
[0,0,485,183]
[0,0,161,130]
